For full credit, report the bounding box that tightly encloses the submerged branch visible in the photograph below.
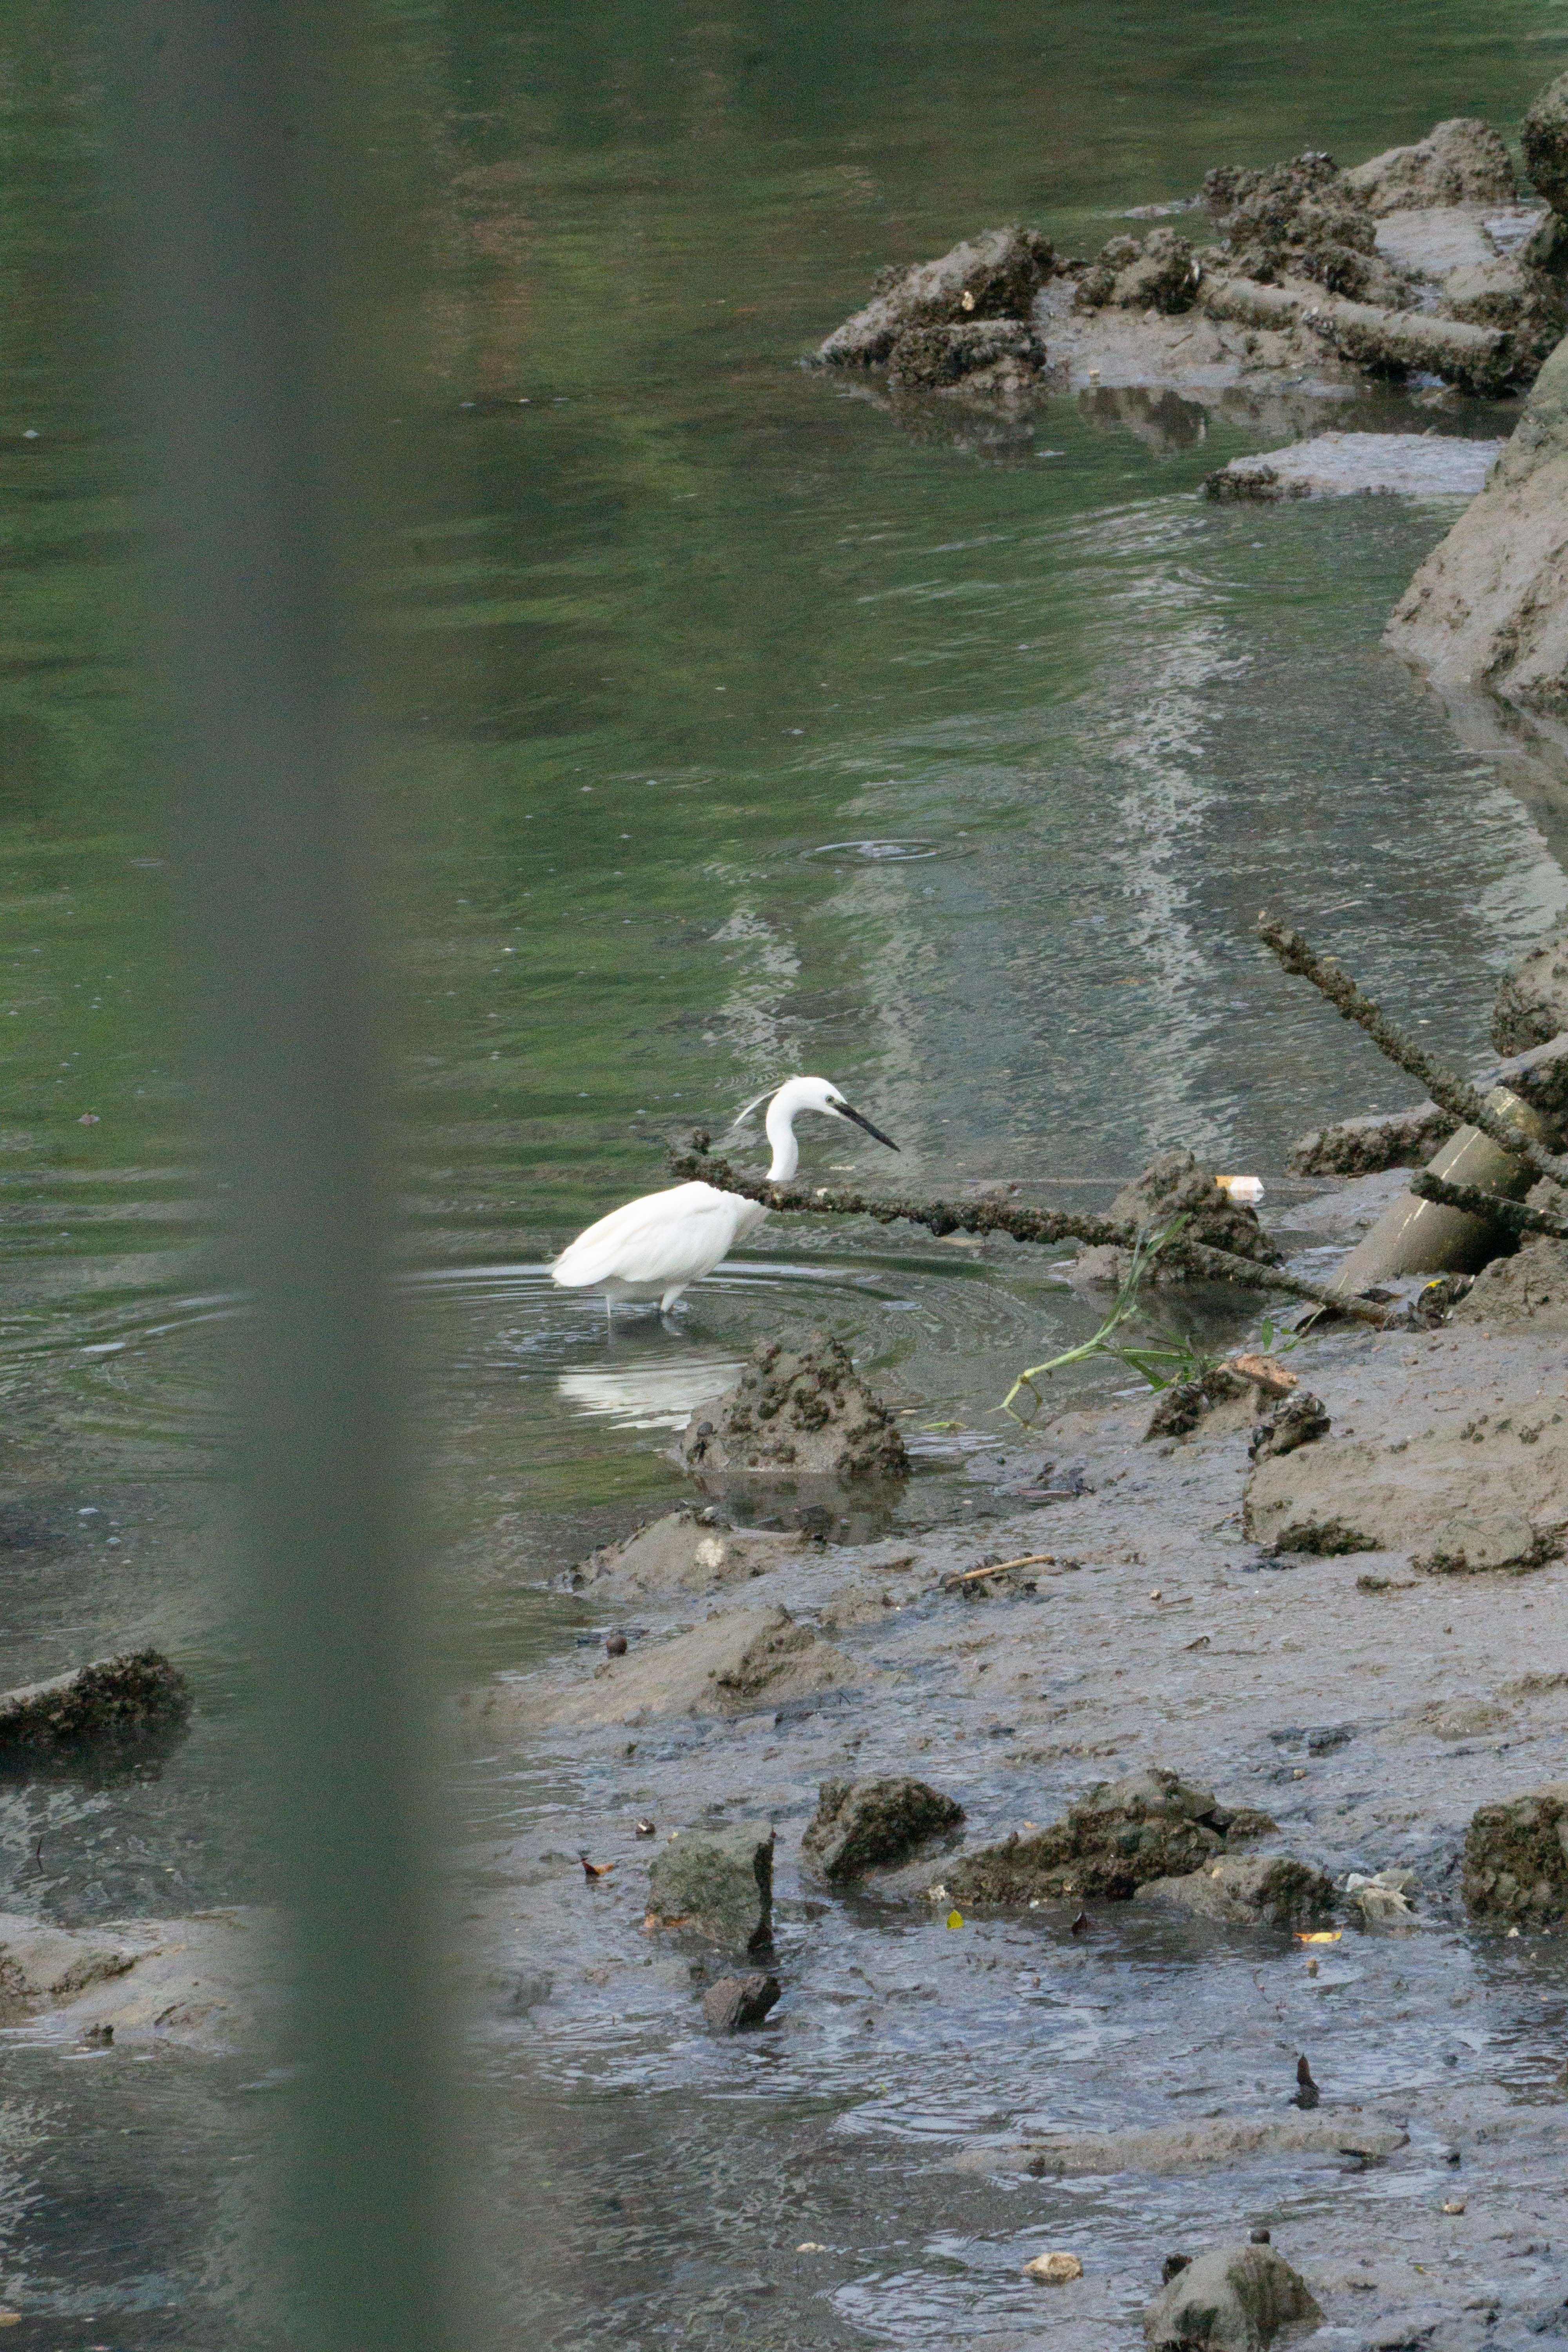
[1256,911,1568,1189]
[666,1146,1393,1326]
[1410,1170,1568,1243]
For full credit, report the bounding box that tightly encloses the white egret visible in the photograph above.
[550,1074,898,1317]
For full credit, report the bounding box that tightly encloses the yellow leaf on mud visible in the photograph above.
[946,1910,964,1930]
[1295,1931,1341,1945]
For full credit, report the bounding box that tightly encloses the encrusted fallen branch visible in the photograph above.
[1256,912,1568,1190]
[666,1146,1393,1325]
[1410,1171,1568,1242]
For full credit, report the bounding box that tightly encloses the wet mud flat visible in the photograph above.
[456,1199,1568,2350]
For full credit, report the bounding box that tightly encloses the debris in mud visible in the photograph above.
[701,1970,781,2033]
[648,1825,775,1953]
[567,1508,815,1599]
[460,1605,855,1733]
[811,224,1054,368]
[1291,2056,1321,2109]
[1135,1852,1337,1930]
[1249,1393,1330,1464]
[1145,1354,1297,1445]
[938,1768,1279,1907]
[801,1776,964,1882]
[1143,2240,1323,2351]
[1345,1868,1419,1926]
[1205,430,1503,503]
[0,1651,191,1758]
[677,1334,909,1481]
[1465,1784,1568,1925]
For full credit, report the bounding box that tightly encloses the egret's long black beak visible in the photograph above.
[837,1101,899,1152]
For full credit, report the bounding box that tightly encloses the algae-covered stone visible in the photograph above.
[941,1768,1277,1907]
[1249,1393,1330,1464]
[1464,1784,1568,1924]
[649,1824,775,1951]
[1075,227,1197,316]
[1136,1853,1336,1930]
[1143,2241,1322,2350]
[678,1333,908,1481]
[802,1776,964,1882]
[0,1651,191,1756]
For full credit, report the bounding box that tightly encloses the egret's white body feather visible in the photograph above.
[549,1074,897,1316]
[550,1181,768,1307]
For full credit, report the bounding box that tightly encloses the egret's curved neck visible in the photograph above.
[765,1086,804,1182]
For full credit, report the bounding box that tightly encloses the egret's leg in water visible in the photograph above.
[660,1285,688,1314]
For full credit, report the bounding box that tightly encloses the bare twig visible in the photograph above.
[943,1552,1062,1590]
[1410,1170,1568,1242]
[666,1147,1393,1325]
[1256,911,1568,1187]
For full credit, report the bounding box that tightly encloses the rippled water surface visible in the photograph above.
[6,0,1568,2339]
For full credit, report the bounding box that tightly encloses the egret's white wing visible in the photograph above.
[551,1181,754,1290]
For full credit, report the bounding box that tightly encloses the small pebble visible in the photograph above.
[606,1633,628,1657]
[796,2242,825,2254]
[1249,2227,1271,2244]
[635,1818,656,1838]
[1442,2198,1466,2216]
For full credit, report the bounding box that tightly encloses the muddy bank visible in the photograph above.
[457,1152,1568,2346]
[808,98,1568,443]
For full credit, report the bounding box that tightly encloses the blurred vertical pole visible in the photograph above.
[118,6,450,2348]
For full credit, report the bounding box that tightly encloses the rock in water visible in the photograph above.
[678,1334,908,1481]
[1135,1853,1336,1931]
[648,1824,775,1951]
[1143,2241,1322,2350]
[813,225,1054,367]
[939,1768,1278,1907]
[1464,1784,1568,1925]
[1344,118,1517,214]
[1523,72,1568,215]
[886,319,1045,394]
[0,1652,191,1756]
[1079,1150,1281,1287]
[802,1777,964,1882]
[701,1971,781,2033]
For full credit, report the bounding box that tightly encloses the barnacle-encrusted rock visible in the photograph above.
[938,1769,1278,1907]
[678,1333,908,1479]
[1465,1784,1568,1925]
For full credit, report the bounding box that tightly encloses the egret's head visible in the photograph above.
[744,1074,898,1151]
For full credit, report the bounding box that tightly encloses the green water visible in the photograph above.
[4,0,1568,2338]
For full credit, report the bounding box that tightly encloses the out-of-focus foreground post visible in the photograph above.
[118,7,453,2346]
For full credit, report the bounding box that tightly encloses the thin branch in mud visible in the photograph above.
[1409,1171,1568,1242]
[666,1146,1394,1326]
[1256,911,1568,1188]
